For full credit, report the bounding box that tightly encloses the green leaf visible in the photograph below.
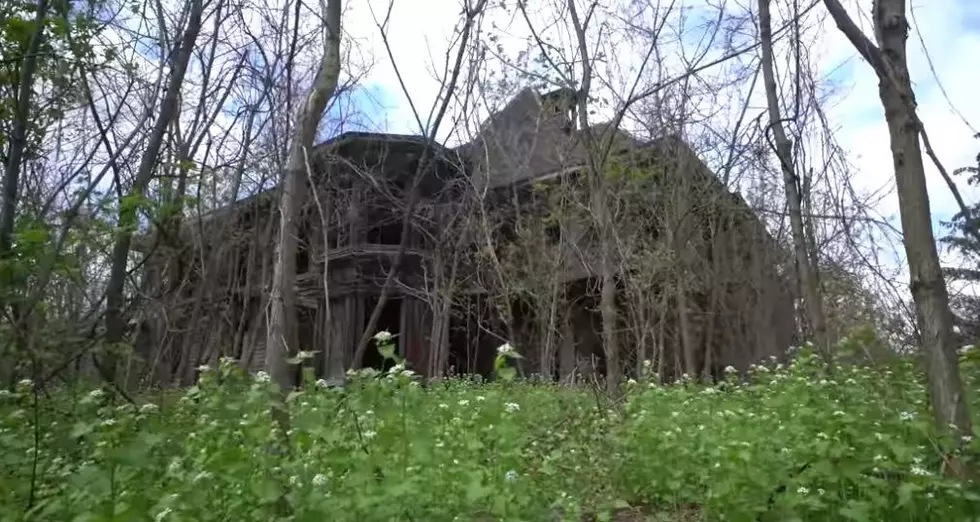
[70,422,93,439]
[838,500,872,522]
[378,343,395,360]
[497,366,516,381]
[251,477,282,504]
[897,482,920,506]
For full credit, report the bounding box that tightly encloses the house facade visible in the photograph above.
[135,88,795,386]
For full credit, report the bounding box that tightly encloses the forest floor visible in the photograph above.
[2,345,979,521]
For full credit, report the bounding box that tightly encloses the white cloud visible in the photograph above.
[342,0,979,302]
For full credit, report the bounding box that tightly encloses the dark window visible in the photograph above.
[545,223,561,243]
[366,221,402,245]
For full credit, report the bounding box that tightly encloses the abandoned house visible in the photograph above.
[134,87,796,386]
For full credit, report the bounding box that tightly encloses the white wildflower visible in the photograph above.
[101,418,117,427]
[312,473,328,486]
[17,379,33,389]
[833,410,845,417]
[373,330,393,343]
[88,388,105,399]
[910,465,931,476]
[724,365,737,374]
[959,345,974,356]
[139,403,158,414]
[315,379,329,388]
[254,371,271,383]
[797,486,809,495]
[458,399,470,406]
[196,364,211,372]
[505,470,519,482]
[504,402,520,413]
[497,342,516,356]
[475,395,486,401]
[363,430,377,440]
[899,411,916,421]
[154,507,173,522]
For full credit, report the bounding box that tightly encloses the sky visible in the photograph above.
[328,0,980,286]
[62,0,979,302]
[338,0,979,222]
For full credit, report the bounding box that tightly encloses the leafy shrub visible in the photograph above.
[1,344,978,521]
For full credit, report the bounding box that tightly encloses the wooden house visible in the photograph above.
[134,88,795,386]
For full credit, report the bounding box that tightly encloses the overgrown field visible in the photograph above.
[2,346,980,522]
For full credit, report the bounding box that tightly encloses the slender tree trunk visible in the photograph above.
[758,0,828,353]
[0,0,49,259]
[266,0,343,391]
[102,0,205,385]
[566,0,621,394]
[823,0,972,449]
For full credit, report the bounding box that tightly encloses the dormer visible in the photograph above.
[539,88,579,134]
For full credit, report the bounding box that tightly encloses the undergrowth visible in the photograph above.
[1,343,979,522]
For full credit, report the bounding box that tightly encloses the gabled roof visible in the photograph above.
[458,87,644,189]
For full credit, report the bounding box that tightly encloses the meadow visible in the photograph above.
[2,344,979,522]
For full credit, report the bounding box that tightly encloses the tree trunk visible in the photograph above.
[823,0,972,445]
[758,0,828,354]
[102,0,205,384]
[0,0,49,260]
[266,0,343,391]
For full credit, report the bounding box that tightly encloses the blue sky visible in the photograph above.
[344,0,979,230]
[320,83,392,138]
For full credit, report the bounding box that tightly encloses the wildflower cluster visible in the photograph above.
[0,345,977,521]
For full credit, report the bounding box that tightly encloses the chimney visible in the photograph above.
[540,88,578,134]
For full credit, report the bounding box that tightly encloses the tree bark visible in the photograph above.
[0,0,49,260]
[265,0,343,391]
[102,0,205,384]
[567,0,621,394]
[757,0,828,354]
[823,0,972,444]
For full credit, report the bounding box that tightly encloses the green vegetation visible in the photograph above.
[2,343,979,522]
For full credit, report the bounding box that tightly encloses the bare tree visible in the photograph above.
[102,0,206,384]
[349,0,488,371]
[757,0,828,353]
[822,0,972,454]
[265,0,343,391]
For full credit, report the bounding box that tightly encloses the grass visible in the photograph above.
[2,343,979,522]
